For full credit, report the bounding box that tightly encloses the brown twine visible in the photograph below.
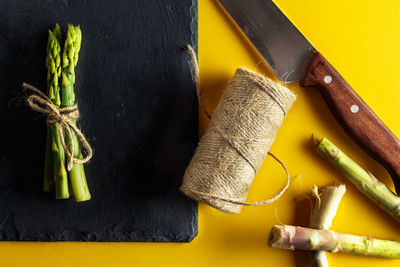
[23,82,92,171]
[186,45,212,119]
[181,46,296,214]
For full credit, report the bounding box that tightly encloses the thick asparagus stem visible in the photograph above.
[44,24,69,198]
[315,137,400,223]
[61,25,91,202]
[52,127,69,198]
[268,225,400,259]
[309,184,346,267]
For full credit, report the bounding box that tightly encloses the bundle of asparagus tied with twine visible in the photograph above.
[25,24,91,202]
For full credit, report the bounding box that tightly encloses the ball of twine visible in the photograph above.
[180,66,296,214]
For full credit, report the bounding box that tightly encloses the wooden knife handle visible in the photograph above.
[300,51,400,193]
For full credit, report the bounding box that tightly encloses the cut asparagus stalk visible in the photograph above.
[45,24,69,198]
[315,137,400,223]
[268,225,400,259]
[309,184,346,267]
[61,25,91,202]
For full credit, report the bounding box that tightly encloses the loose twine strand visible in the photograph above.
[186,45,211,119]
[23,82,92,171]
[185,45,291,208]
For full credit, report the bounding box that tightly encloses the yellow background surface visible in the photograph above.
[3,0,400,266]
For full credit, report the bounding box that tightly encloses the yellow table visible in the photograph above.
[3,0,400,266]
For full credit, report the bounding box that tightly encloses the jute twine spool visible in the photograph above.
[180,61,296,213]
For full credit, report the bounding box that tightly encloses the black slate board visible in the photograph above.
[0,0,198,242]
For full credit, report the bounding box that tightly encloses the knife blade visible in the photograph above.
[218,0,400,193]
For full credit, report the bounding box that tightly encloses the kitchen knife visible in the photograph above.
[217,0,400,193]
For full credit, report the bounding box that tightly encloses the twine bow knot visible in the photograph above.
[23,82,92,171]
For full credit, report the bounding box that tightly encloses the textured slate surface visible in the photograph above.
[0,0,198,242]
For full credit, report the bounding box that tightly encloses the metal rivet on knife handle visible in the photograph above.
[350,105,359,114]
[324,75,332,84]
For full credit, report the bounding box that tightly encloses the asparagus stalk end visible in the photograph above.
[268,224,400,259]
[314,136,400,223]
[309,184,346,267]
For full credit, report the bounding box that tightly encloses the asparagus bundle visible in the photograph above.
[43,24,90,202]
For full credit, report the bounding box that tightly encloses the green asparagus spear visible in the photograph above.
[268,224,400,259]
[315,137,400,223]
[44,24,70,198]
[43,26,59,192]
[61,25,91,202]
